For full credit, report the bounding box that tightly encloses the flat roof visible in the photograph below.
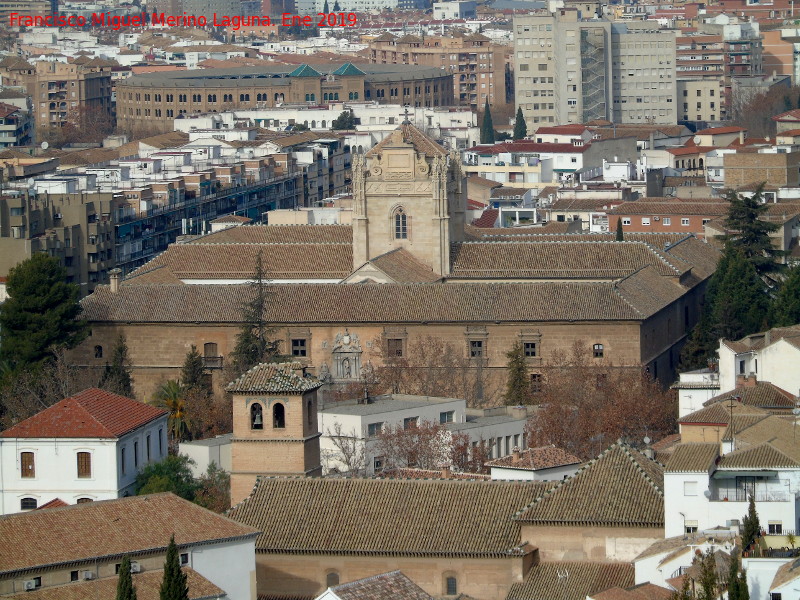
[320,394,461,416]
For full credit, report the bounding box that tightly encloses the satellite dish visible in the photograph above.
[643,436,651,445]
[40,141,49,150]
[693,135,701,145]
[27,178,34,187]
[704,490,712,498]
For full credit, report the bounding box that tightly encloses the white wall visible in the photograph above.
[117,417,169,496]
[743,557,791,600]
[188,538,257,600]
[490,463,578,481]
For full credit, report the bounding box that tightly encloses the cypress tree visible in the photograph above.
[181,345,208,395]
[772,266,800,326]
[742,495,761,550]
[480,99,495,144]
[738,570,750,600]
[503,342,531,406]
[323,0,329,11]
[99,334,133,397]
[697,549,718,600]
[720,185,783,276]
[512,107,527,140]
[711,248,769,341]
[615,219,624,241]
[784,95,793,113]
[116,555,138,600]
[727,550,740,600]
[160,535,189,600]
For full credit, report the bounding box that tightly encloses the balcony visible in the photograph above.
[708,489,793,502]
[202,356,224,369]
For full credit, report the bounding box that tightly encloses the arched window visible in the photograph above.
[323,93,328,101]
[20,497,37,510]
[251,403,264,430]
[326,572,339,587]
[394,207,408,239]
[77,497,93,504]
[307,399,313,429]
[353,92,359,99]
[446,577,458,596]
[94,345,103,358]
[593,343,604,358]
[273,403,285,429]
[333,93,338,100]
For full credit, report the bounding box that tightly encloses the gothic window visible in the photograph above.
[273,403,285,429]
[251,403,264,430]
[394,207,408,239]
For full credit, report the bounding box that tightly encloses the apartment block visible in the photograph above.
[677,79,723,123]
[367,32,508,110]
[0,103,31,147]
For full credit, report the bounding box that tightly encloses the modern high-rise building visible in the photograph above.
[514,10,677,127]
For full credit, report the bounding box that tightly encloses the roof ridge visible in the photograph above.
[331,570,403,591]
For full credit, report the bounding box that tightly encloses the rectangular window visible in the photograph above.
[403,416,419,430]
[146,435,151,461]
[77,452,91,478]
[622,218,631,225]
[121,447,126,475]
[681,218,690,226]
[367,422,383,437]
[134,441,139,468]
[291,339,307,357]
[470,340,483,358]
[439,411,454,424]
[373,456,384,473]
[523,342,537,357]
[71,570,79,582]
[685,520,698,533]
[768,522,783,534]
[772,594,783,600]
[684,481,697,496]
[180,553,189,566]
[387,338,403,357]
[159,429,164,455]
[593,343,604,358]
[641,217,651,226]
[21,452,35,478]
[663,217,671,225]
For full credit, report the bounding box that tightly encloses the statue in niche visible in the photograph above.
[331,329,362,380]
[319,362,332,383]
[342,358,352,379]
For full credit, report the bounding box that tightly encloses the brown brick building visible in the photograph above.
[607,200,730,239]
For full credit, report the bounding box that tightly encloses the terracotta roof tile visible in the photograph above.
[330,571,433,600]
[0,388,167,439]
[377,468,491,480]
[35,499,68,510]
[366,124,447,158]
[227,362,322,394]
[664,443,719,472]
[486,446,582,470]
[0,493,259,575]
[507,561,634,600]
[771,557,800,591]
[210,215,252,224]
[591,583,674,600]
[719,443,800,469]
[227,477,553,557]
[679,402,769,425]
[703,382,797,411]
[695,126,745,135]
[472,208,499,228]
[514,443,664,527]
[3,568,223,600]
[608,202,729,216]
[189,225,352,245]
[368,249,441,283]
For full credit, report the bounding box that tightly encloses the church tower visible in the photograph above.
[351,124,466,276]
[227,362,322,505]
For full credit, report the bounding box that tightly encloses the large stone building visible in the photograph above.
[116,64,454,135]
[73,124,719,399]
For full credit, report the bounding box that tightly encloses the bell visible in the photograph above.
[253,413,263,426]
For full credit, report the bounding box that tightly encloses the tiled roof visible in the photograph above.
[771,557,800,591]
[366,124,447,158]
[36,498,68,510]
[695,126,745,135]
[82,278,674,324]
[720,325,800,354]
[3,568,224,600]
[226,362,322,394]
[0,102,20,118]
[210,215,252,224]
[486,446,582,470]
[772,109,800,121]
[0,388,166,439]
[125,242,352,281]
[449,241,689,279]
[591,583,674,600]
[329,571,432,600]
[514,442,664,527]
[534,125,590,135]
[719,443,800,469]
[467,140,591,155]
[0,493,259,575]
[608,202,729,216]
[332,62,365,76]
[703,382,797,411]
[190,225,352,245]
[506,561,634,600]
[472,208,499,228]
[227,477,553,557]
[549,197,622,211]
[368,248,441,283]
[377,468,491,480]
[124,264,185,286]
[664,443,719,472]
[288,64,322,77]
[679,401,768,425]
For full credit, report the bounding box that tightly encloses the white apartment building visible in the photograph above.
[433,0,477,20]
[0,388,168,514]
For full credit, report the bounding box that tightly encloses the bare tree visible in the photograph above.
[376,420,453,471]
[324,420,366,475]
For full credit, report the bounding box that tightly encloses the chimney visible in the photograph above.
[739,129,745,145]
[736,374,757,388]
[512,446,521,463]
[109,268,121,293]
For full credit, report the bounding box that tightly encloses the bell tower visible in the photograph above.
[351,123,465,276]
[227,362,323,505]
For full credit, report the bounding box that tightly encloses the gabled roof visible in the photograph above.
[664,443,719,472]
[366,248,441,283]
[678,401,768,425]
[719,443,800,469]
[591,583,674,600]
[514,442,664,527]
[486,446,582,470]
[227,477,554,557]
[365,124,447,158]
[210,215,252,224]
[694,126,745,135]
[226,362,322,394]
[36,499,68,510]
[288,64,322,77]
[328,571,432,600]
[702,382,798,411]
[507,561,634,600]
[0,493,259,575]
[0,388,167,439]
[332,62,365,76]
[190,224,352,245]
[771,557,800,591]
[772,109,800,122]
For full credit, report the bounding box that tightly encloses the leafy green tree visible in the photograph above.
[152,380,191,443]
[772,266,800,326]
[512,107,527,140]
[720,185,783,275]
[480,98,495,144]
[615,219,624,241]
[711,248,769,340]
[230,251,281,375]
[99,334,133,397]
[194,463,231,513]
[136,455,198,501]
[331,110,356,130]
[742,495,761,550]
[0,253,87,370]
[180,346,208,396]
[503,342,531,406]
[727,549,740,600]
[160,535,189,600]
[116,555,138,600]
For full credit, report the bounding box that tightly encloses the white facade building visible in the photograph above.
[487,446,582,481]
[179,433,233,478]
[0,388,168,514]
[671,367,721,418]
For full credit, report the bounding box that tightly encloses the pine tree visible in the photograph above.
[615,219,624,241]
[0,253,87,370]
[503,342,531,406]
[99,334,133,397]
[720,185,783,275]
[742,495,761,550]
[512,107,527,140]
[711,248,769,340]
[727,549,740,600]
[160,535,189,600]
[116,555,138,600]
[772,266,800,326]
[480,99,495,144]
[181,345,208,395]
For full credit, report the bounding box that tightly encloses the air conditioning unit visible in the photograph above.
[23,581,36,591]
[130,562,141,574]
[82,571,95,580]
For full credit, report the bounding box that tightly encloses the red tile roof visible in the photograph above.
[473,208,498,228]
[694,126,745,135]
[772,109,800,122]
[534,124,590,135]
[36,499,68,510]
[467,140,590,154]
[0,388,167,439]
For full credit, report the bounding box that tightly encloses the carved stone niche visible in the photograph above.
[331,329,362,381]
